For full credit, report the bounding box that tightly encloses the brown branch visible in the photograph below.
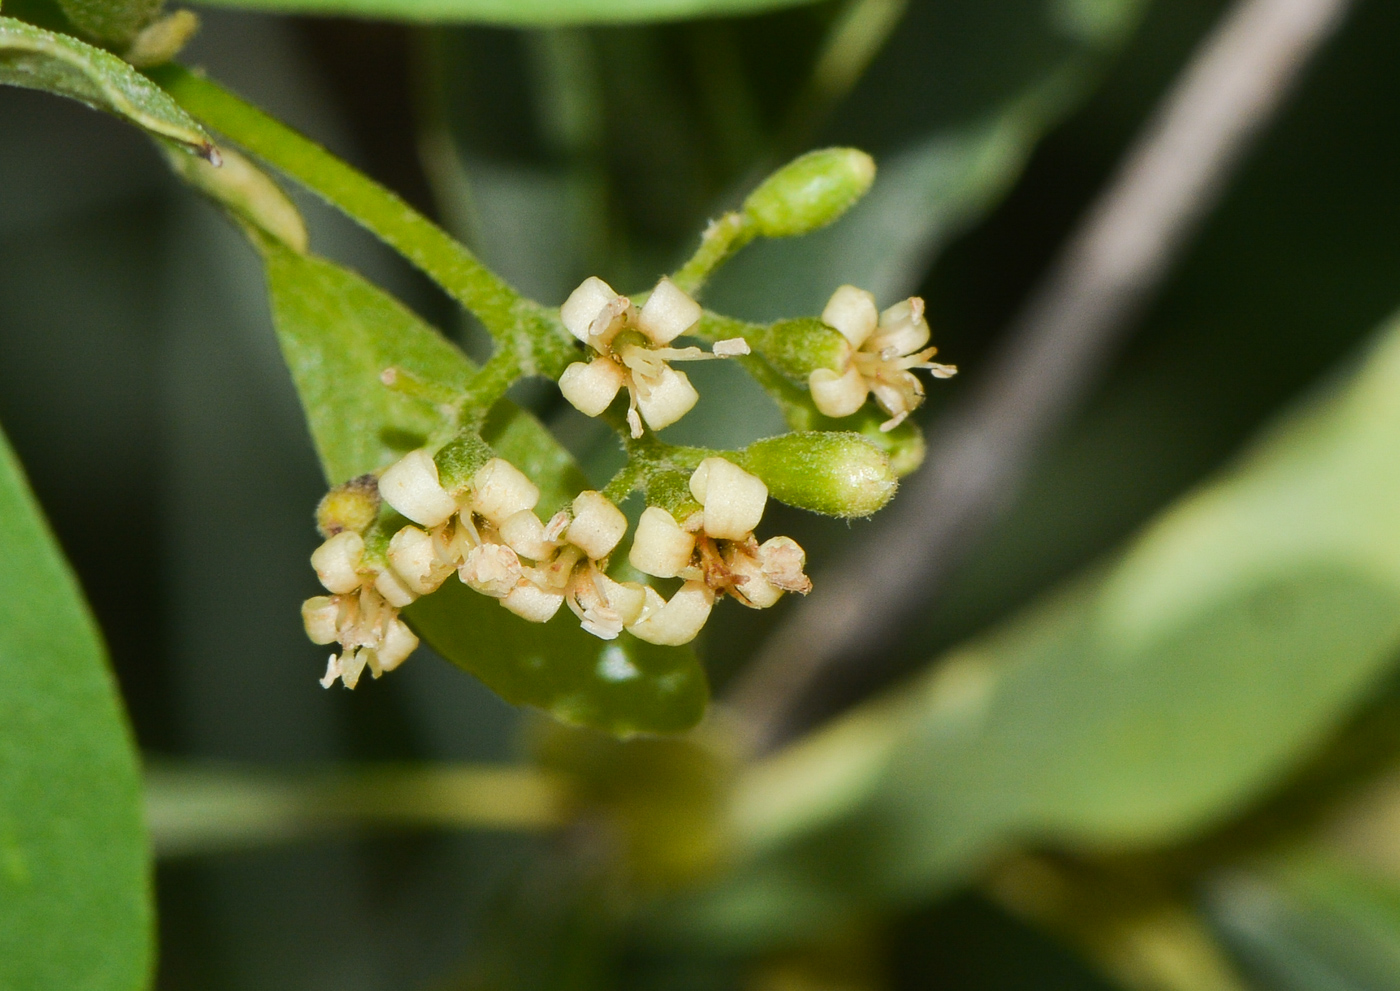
[726,0,1355,751]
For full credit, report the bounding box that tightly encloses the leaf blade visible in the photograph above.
[0,425,151,991]
[0,17,212,156]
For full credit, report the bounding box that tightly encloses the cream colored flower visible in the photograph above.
[624,458,810,644]
[809,284,956,431]
[557,276,750,438]
[480,486,646,640]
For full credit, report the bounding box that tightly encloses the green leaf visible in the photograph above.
[668,308,1400,946]
[261,241,474,483]
[0,424,151,990]
[54,0,160,46]
[260,241,708,735]
[1207,853,1400,991]
[0,17,212,157]
[409,582,708,736]
[708,0,1148,318]
[176,0,818,26]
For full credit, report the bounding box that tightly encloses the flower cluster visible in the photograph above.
[557,276,750,438]
[808,284,957,431]
[302,448,809,687]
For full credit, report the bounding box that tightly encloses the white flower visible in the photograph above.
[557,276,750,437]
[566,566,647,640]
[378,449,458,528]
[627,581,715,646]
[624,458,811,643]
[809,285,956,431]
[310,531,365,595]
[309,584,420,689]
[628,507,695,578]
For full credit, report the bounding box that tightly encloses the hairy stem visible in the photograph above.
[151,64,571,367]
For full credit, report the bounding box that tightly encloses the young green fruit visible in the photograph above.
[741,432,896,518]
[742,148,876,239]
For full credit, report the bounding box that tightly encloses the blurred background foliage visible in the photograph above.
[7,0,1400,987]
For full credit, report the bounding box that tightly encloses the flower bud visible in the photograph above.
[690,458,767,541]
[809,365,869,418]
[869,419,926,477]
[636,366,700,432]
[301,596,340,644]
[629,507,696,578]
[502,582,565,624]
[567,491,628,560]
[741,432,896,517]
[558,357,625,417]
[377,618,419,673]
[742,148,876,239]
[315,475,380,538]
[637,277,702,345]
[311,531,364,594]
[460,543,522,598]
[379,449,457,528]
[821,284,878,349]
[387,525,454,596]
[470,458,540,526]
[626,581,714,646]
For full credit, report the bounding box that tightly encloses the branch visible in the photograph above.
[726,0,1355,751]
[145,761,570,858]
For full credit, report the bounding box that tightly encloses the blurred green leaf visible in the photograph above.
[670,308,1400,945]
[1207,853,1400,991]
[183,0,819,26]
[709,0,1148,318]
[0,424,150,990]
[260,241,708,735]
[53,0,159,45]
[0,17,212,155]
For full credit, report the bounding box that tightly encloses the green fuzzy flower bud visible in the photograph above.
[864,419,926,478]
[741,432,896,518]
[433,431,495,492]
[742,148,876,239]
[747,317,852,380]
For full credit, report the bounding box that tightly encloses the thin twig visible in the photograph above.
[727,0,1354,751]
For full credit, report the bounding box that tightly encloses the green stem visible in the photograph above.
[149,64,570,368]
[602,462,644,503]
[145,761,571,858]
[671,211,757,296]
[459,348,524,424]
